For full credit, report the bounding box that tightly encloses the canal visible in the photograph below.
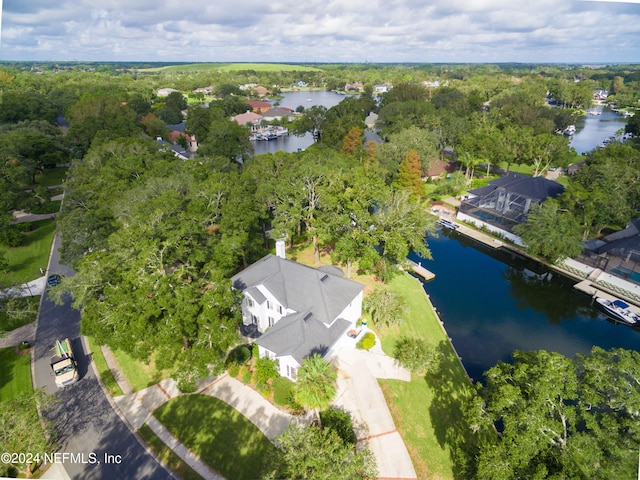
[411,230,640,382]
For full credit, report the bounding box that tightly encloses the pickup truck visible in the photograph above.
[50,338,79,387]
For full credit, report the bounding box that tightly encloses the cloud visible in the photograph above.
[0,0,639,62]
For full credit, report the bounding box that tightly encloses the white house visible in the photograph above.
[231,253,364,381]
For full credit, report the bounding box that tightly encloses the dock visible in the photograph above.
[574,279,640,316]
[409,261,435,281]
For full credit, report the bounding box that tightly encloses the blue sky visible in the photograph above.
[1,0,639,63]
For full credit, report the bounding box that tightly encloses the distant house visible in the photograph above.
[261,107,294,122]
[254,86,268,97]
[345,82,364,92]
[232,111,263,126]
[457,173,565,245]
[364,112,378,130]
[193,86,214,95]
[231,253,364,382]
[425,158,458,180]
[246,100,272,114]
[157,88,179,97]
[373,84,389,94]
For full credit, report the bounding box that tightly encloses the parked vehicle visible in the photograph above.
[50,338,79,387]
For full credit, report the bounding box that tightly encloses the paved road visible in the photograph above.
[34,234,174,479]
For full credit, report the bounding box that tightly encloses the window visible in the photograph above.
[287,365,298,380]
[278,305,283,315]
[246,298,254,308]
[251,314,258,325]
[267,300,272,310]
[268,316,275,327]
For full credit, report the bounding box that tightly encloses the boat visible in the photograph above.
[437,218,459,230]
[563,125,576,136]
[595,297,640,325]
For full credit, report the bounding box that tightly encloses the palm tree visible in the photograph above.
[294,354,337,424]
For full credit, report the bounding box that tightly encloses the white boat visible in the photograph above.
[563,125,576,136]
[437,218,459,230]
[596,297,640,325]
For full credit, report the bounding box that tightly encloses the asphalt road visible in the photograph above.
[33,234,174,479]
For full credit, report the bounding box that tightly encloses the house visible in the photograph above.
[254,86,268,97]
[193,86,214,95]
[373,84,389,94]
[364,112,378,130]
[261,107,294,122]
[582,219,640,282]
[246,100,272,114]
[345,82,364,92]
[425,158,458,180]
[157,88,179,97]
[457,173,565,245]
[231,111,263,126]
[231,253,365,381]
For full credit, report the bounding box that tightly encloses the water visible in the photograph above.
[569,106,628,155]
[251,91,350,155]
[411,231,640,382]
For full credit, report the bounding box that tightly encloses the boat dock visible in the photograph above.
[408,260,435,281]
[574,279,640,316]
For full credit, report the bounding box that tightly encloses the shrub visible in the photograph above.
[364,287,408,328]
[273,376,295,406]
[320,408,357,445]
[242,369,252,385]
[226,344,252,367]
[228,364,240,378]
[255,357,279,385]
[357,332,376,350]
[393,337,443,375]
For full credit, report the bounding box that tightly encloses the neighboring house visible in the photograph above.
[457,173,565,245]
[364,130,383,145]
[232,111,263,126]
[193,86,214,95]
[425,158,458,179]
[582,218,640,282]
[231,253,365,381]
[373,84,389,94]
[345,82,364,92]
[156,137,191,160]
[246,100,272,114]
[254,86,268,97]
[261,107,294,122]
[157,88,179,97]
[364,112,378,130]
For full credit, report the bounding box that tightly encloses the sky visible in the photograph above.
[1,0,639,64]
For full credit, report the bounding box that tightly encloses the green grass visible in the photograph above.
[0,219,56,288]
[154,395,277,479]
[376,273,473,480]
[0,347,32,402]
[86,337,124,397]
[137,424,203,480]
[30,200,61,215]
[35,167,68,187]
[110,348,171,391]
[139,63,322,73]
[0,296,39,333]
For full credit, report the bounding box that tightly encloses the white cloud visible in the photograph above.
[0,0,638,62]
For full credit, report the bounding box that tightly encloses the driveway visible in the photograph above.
[332,339,417,479]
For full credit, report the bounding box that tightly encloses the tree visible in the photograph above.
[364,286,408,327]
[198,117,252,161]
[468,348,640,479]
[513,199,583,263]
[341,126,363,156]
[393,337,443,375]
[294,354,337,421]
[394,150,424,197]
[264,423,377,480]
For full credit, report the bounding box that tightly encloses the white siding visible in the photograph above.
[244,285,294,333]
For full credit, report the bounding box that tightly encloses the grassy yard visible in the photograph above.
[376,274,474,480]
[137,424,203,480]
[0,347,32,402]
[154,395,277,480]
[0,219,56,288]
[35,167,68,187]
[110,347,171,392]
[86,337,123,397]
[0,296,40,333]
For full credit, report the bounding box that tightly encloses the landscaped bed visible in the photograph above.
[153,394,277,479]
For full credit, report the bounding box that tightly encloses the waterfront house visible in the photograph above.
[231,252,364,381]
[457,172,564,245]
[261,107,294,122]
[232,111,263,126]
[246,100,272,114]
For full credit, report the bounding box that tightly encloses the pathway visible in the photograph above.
[332,338,417,479]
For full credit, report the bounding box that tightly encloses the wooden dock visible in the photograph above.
[574,279,640,316]
[409,261,435,281]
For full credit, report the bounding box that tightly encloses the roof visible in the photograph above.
[469,172,564,202]
[232,111,263,125]
[231,254,364,326]
[257,310,351,363]
[262,107,293,119]
[246,100,271,109]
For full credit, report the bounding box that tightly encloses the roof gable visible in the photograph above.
[469,173,564,201]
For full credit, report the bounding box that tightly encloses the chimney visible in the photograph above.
[275,239,286,259]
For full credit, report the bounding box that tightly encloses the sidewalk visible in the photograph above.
[0,276,46,300]
[102,346,302,480]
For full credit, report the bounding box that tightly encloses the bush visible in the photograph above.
[226,344,252,367]
[357,332,376,350]
[255,357,279,384]
[228,364,239,378]
[320,408,357,445]
[242,369,252,385]
[393,337,443,375]
[273,376,295,406]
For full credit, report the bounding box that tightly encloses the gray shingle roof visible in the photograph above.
[469,173,564,202]
[231,254,364,326]
[257,310,351,363]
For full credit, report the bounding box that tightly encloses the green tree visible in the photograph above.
[393,337,443,375]
[198,117,252,161]
[294,354,337,421]
[264,424,377,480]
[513,199,583,263]
[364,286,408,327]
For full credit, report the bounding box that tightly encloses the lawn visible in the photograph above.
[0,347,32,402]
[35,167,68,187]
[377,273,474,480]
[137,424,203,480]
[86,337,123,397]
[110,347,171,391]
[153,395,277,479]
[0,219,56,288]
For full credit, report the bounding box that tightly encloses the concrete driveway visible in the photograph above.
[332,338,417,479]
